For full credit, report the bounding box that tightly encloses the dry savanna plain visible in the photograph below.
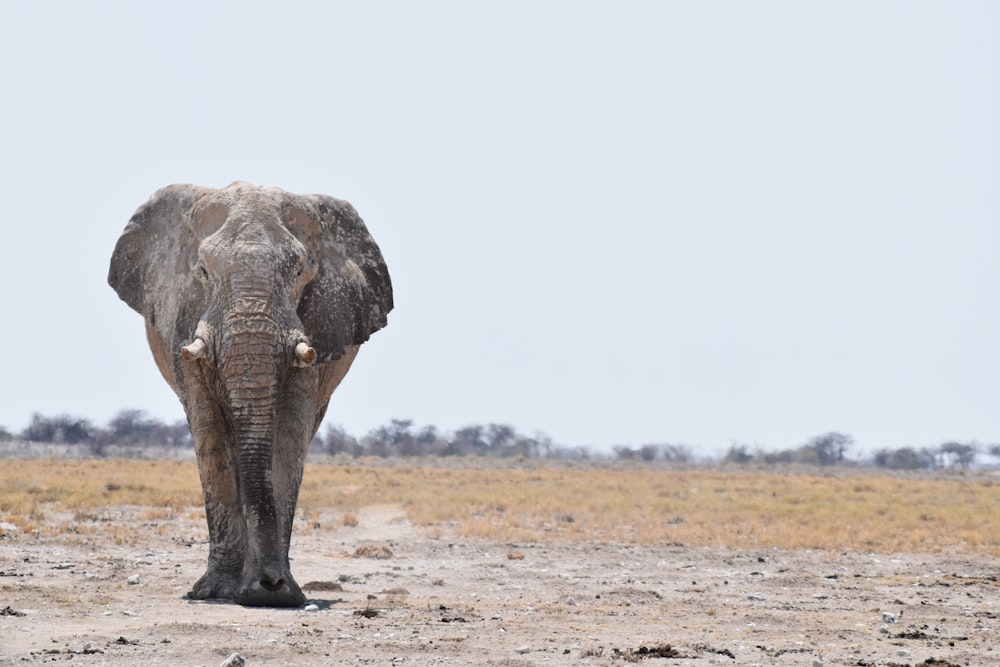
[1,458,999,666]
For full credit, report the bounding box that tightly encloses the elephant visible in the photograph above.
[108,182,392,607]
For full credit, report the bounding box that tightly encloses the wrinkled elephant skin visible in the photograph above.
[108,182,392,607]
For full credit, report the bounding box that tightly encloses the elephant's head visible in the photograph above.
[108,182,391,605]
[109,182,391,372]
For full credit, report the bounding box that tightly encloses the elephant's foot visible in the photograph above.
[234,568,305,608]
[187,567,241,601]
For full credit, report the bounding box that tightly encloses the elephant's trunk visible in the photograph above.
[219,279,293,600]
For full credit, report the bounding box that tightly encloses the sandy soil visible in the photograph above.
[0,504,995,666]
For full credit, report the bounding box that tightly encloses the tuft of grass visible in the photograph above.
[352,544,393,559]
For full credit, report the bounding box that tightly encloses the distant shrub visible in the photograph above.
[343,420,556,459]
[15,410,191,457]
[723,444,755,464]
[21,413,95,445]
[873,446,934,470]
[612,444,691,462]
[936,441,977,468]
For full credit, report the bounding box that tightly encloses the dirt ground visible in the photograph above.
[0,504,996,666]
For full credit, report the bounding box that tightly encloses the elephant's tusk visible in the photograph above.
[295,342,317,365]
[180,337,207,360]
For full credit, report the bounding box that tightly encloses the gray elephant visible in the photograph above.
[108,182,392,607]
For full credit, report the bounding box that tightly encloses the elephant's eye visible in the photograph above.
[195,263,209,282]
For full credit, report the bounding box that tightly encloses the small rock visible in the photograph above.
[565,597,577,605]
[746,594,766,602]
[220,653,245,667]
[127,574,140,585]
[81,641,100,654]
[0,522,19,533]
[896,649,911,658]
[303,603,319,612]
[812,660,824,667]
[881,611,897,623]
[514,645,530,654]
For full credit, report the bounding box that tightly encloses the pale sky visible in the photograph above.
[1,2,997,456]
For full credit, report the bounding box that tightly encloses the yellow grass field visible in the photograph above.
[1,458,998,555]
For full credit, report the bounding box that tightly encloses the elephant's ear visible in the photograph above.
[108,184,209,344]
[298,194,393,363]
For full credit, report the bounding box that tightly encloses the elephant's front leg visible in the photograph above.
[183,391,248,601]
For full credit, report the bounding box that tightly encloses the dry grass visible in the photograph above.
[0,459,202,536]
[352,544,394,559]
[1,459,998,554]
